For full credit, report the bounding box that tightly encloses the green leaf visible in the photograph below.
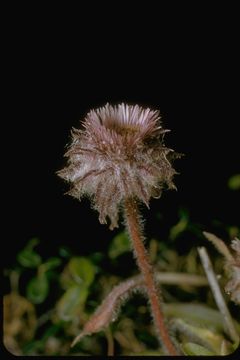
[227,226,240,239]
[164,303,240,338]
[22,340,43,355]
[233,339,240,350]
[44,257,62,271]
[68,257,95,286]
[56,285,88,321]
[41,324,62,342]
[108,232,131,259]
[182,342,216,356]
[17,249,42,268]
[89,252,105,264]
[17,238,42,268]
[228,174,240,190]
[59,246,72,258]
[22,324,61,354]
[169,208,189,240]
[25,237,40,250]
[164,303,226,332]
[170,318,225,354]
[27,273,49,304]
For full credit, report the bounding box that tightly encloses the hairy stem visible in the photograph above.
[124,198,178,355]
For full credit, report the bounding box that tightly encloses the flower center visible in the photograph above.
[107,122,139,136]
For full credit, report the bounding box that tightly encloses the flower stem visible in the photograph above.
[124,198,178,355]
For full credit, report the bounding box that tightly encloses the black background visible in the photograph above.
[5,4,239,268]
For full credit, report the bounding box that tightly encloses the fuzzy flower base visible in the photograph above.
[58,103,178,229]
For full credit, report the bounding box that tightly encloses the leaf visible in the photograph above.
[71,276,142,347]
[89,252,105,264]
[25,237,40,250]
[17,249,42,268]
[171,318,227,354]
[60,269,76,289]
[203,231,233,261]
[228,174,240,190]
[22,340,43,355]
[56,285,88,321]
[108,232,131,259]
[182,342,216,356]
[71,277,226,348]
[41,324,62,342]
[44,257,62,271]
[22,324,61,354]
[68,257,95,286]
[227,226,240,239]
[17,238,42,268]
[27,273,49,304]
[220,339,236,356]
[59,246,72,258]
[169,208,189,240]
[164,303,240,333]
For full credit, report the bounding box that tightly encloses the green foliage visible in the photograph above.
[169,208,189,240]
[68,257,95,286]
[5,229,239,355]
[23,324,62,355]
[182,342,216,355]
[27,272,49,304]
[54,257,96,322]
[58,246,72,258]
[17,241,62,305]
[44,257,62,271]
[56,285,88,321]
[4,175,240,355]
[165,303,240,334]
[171,318,227,354]
[108,231,131,259]
[17,238,42,268]
[228,174,240,190]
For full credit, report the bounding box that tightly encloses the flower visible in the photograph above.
[58,103,178,229]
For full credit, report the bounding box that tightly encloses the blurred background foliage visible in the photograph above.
[3,174,240,356]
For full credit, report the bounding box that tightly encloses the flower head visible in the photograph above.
[58,103,178,229]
